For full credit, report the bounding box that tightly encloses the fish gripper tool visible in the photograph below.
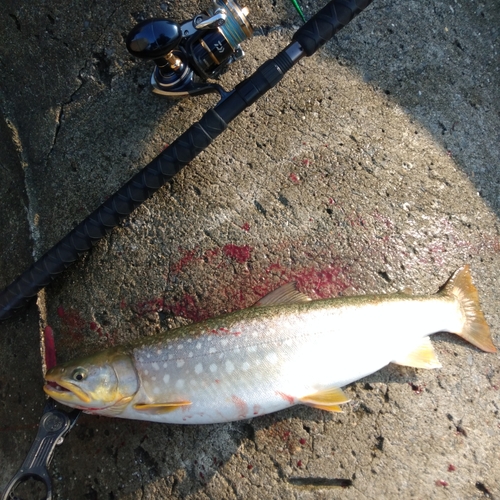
[1,400,80,500]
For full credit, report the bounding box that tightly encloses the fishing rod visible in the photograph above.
[0,0,373,323]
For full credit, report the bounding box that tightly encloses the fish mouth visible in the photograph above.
[43,377,91,404]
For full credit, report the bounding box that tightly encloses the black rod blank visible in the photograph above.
[0,0,372,321]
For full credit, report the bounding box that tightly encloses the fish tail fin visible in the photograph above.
[440,265,496,353]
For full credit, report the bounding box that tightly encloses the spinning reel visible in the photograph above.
[126,0,253,98]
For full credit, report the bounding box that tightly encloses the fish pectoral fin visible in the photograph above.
[392,337,442,369]
[299,387,350,412]
[253,282,312,307]
[133,401,192,414]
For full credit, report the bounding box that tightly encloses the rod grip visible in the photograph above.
[0,110,227,321]
[293,0,373,56]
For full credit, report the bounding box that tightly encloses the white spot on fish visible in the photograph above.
[168,345,173,349]
[144,370,149,376]
[157,349,163,355]
[139,357,144,363]
[177,344,184,350]
[168,354,174,360]
[188,352,194,358]
[163,362,168,369]
[175,379,185,389]
[163,374,170,384]
[153,387,160,395]
[284,338,293,347]
[225,361,235,374]
[266,353,278,364]
[195,363,203,374]
[187,338,192,343]
[221,339,228,346]
[146,352,151,358]
[209,347,217,354]
[247,345,257,353]
[152,362,159,371]
[177,359,185,368]
[210,364,217,373]
[234,348,240,354]
[242,362,250,371]
[196,342,202,349]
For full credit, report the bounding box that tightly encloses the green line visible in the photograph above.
[289,0,306,22]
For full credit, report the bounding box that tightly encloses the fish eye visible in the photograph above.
[71,368,88,382]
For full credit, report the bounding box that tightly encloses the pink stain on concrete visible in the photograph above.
[222,244,252,263]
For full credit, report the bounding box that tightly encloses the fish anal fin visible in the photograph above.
[307,403,344,413]
[133,401,191,414]
[299,387,350,412]
[253,282,312,307]
[392,337,441,369]
[441,265,496,353]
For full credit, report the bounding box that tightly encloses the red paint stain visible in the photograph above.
[171,248,198,273]
[223,244,252,264]
[435,479,449,487]
[58,307,86,342]
[247,464,253,470]
[134,297,166,317]
[299,438,307,445]
[43,326,57,370]
[301,159,310,166]
[447,464,456,472]
[241,222,250,232]
[289,173,300,184]
[169,293,207,322]
[253,404,261,416]
[89,321,98,331]
[297,460,303,467]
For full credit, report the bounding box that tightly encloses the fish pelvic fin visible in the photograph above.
[440,265,496,353]
[392,337,442,369]
[133,401,192,415]
[300,387,350,413]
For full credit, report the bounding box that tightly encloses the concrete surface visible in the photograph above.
[1,0,499,498]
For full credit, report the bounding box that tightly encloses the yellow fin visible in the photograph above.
[440,265,496,353]
[101,396,134,416]
[392,337,442,369]
[133,401,191,414]
[253,282,312,307]
[300,387,350,412]
[305,404,344,413]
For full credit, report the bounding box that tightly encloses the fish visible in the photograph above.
[44,265,496,424]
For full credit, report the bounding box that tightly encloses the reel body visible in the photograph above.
[126,0,253,97]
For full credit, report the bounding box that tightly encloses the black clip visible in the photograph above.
[1,400,80,500]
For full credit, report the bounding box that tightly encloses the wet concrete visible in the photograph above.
[0,0,499,498]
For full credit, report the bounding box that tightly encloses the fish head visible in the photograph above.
[44,347,139,412]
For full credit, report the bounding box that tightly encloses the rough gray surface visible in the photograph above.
[0,0,499,498]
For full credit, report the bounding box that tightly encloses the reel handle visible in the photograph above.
[126,19,182,60]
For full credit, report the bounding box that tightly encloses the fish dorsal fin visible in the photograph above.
[253,282,312,307]
[299,387,350,413]
[133,401,191,414]
[392,337,442,369]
